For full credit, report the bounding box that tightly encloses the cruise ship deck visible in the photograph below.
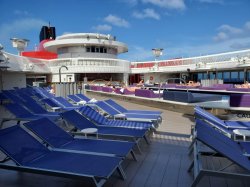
[1,93,250,187]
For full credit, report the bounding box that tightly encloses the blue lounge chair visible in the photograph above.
[2,90,24,103]
[33,86,55,98]
[3,103,59,122]
[41,98,62,110]
[0,125,125,186]
[0,92,8,104]
[105,99,162,115]
[34,92,46,100]
[194,106,250,137]
[75,93,91,102]
[14,92,59,115]
[41,98,78,111]
[52,96,80,110]
[67,94,87,105]
[24,118,137,160]
[189,118,250,187]
[90,101,161,124]
[79,105,154,130]
[22,100,60,116]
[60,109,150,144]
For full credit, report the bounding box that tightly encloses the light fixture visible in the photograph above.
[10,38,29,55]
[152,48,164,71]
[152,48,164,60]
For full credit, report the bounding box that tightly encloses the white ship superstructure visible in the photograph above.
[44,33,129,83]
[130,49,250,85]
[0,26,250,90]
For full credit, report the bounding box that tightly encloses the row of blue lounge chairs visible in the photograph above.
[0,124,126,186]
[0,87,163,186]
[189,106,250,186]
[1,87,162,128]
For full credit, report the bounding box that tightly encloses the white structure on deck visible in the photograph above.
[1,30,250,90]
[44,33,129,83]
[131,49,250,84]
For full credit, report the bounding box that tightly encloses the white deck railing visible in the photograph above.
[3,52,130,74]
[48,57,130,73]
[131,49,250,73]
[3,52,50,73]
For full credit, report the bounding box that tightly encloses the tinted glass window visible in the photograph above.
[198,73,203,81]
[224,72,230,79]
[231,72,238,79]
[217,72,222,79]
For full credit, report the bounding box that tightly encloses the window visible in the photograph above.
[91,46,95,52]
[86,47,90,52]
[209,72,215,79]
[217,72,223,79]
[239,71,244,81]
[197,73,203,81]
[96,47,100,52]
[231,71,238,79]
[247,71,250,82]
[100,47,104,53]
[223,72,230,82]
[224,72,230,79]
[203,73,208,79]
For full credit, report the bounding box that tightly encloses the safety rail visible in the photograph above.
[131,49,250,71]
[3,52,130,74]
[3,52,50,73]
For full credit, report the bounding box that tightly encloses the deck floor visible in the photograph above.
[0,95,249,187]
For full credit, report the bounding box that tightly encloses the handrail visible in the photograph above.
[165,78,186,84]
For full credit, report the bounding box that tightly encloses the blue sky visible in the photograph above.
[1,0,250,61]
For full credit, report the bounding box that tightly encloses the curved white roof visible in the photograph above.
[43,33,128,54]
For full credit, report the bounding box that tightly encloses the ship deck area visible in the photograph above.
[0,95,250,187]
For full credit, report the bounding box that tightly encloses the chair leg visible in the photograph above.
[117,165,126,180]
[188,159,194,172]
[191,171,205,187]
[136,143,142,154]
[130,150,137,161]
[144,135,150,145]
[188,140,195,156]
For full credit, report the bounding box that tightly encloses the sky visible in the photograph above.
[0,0,250,61]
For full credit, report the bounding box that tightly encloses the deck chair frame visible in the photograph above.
[188,119,250,187]
[0,125,126,187]
[189,139,250,187]
[23,118,137,160]
[0,162,108,187]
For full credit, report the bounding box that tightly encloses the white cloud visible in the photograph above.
[213,32,228,41]
[218,24,243,34]
[230,41,250,50]
[14,10,31,16]
[141,0,186,10]
[0,18,47,52]
[197,0,224,4]
[92,24,112,32]
[121,45,153,61]
[133,8,160,20]
[213,22,250,42]
[0,18,47,41]
[122,0,138,6]
[244,21,250,30]
[104,15,130,28]
[123,36,250,61]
